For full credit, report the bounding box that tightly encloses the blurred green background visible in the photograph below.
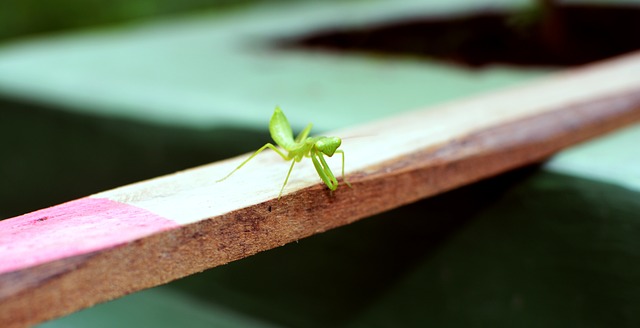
[1,0,640,327]
[0,0,285,42]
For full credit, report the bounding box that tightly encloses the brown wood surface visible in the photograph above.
[2,52,640,327]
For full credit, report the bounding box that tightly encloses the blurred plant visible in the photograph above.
[0,0,306,43]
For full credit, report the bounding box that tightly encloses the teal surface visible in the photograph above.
[0,0,546,130]
[547,123,640,193]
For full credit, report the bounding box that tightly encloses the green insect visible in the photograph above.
[217,106,351,198]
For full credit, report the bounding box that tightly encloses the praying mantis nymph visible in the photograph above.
[217,106,352,198]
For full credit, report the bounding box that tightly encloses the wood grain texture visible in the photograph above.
[2,51,640,327]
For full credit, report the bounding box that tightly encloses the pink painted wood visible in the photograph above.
[0,197,178,274]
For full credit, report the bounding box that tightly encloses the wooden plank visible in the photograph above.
[2,51,640,327]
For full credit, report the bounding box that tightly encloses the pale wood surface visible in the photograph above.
[2,52,640,327]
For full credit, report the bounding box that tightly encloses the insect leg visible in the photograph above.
[217,143,289,182]
[311,151,338,191]
[278,160,296,199]
[317,152,339,189]
[334,150,352,188]
[294,123,313,143]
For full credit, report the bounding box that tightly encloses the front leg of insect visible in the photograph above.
[310,149,339,191]
[312,136,352,188]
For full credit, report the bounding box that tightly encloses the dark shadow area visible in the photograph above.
[168,168,640,327]
[280,3,640,68]
[0,99,270,219]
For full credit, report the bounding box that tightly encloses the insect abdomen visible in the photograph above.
[270,107,296,148]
